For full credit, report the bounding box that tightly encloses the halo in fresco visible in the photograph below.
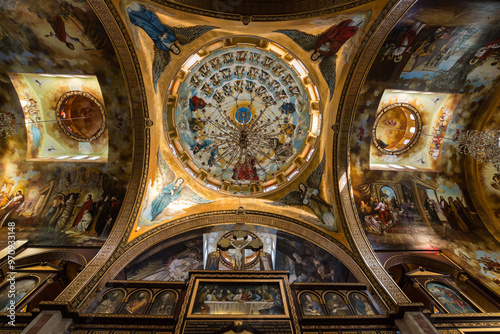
[166,38,320,196]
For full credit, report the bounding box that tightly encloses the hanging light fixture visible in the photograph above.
[458,130,500,172]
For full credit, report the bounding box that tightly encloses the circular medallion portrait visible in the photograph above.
[166,37,321,196]
[372,102,422,155]
[56,91,106,142]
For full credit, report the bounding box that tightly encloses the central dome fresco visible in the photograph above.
[166,38,321,196]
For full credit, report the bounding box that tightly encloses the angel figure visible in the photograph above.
[275,16,363,99]
[267,156,337,231]
[127,3,217,92]
[141,149,213,225]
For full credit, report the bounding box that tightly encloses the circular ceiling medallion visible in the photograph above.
[166,37,321,196]
[372,102,422,155]
[56,91,106,142]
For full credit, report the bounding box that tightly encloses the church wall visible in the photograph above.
[348,0,500,298]
[0,0,134,247]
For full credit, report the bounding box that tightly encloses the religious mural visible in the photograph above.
[348,0,500,295]
[166,40,319,196]
[277,15,364,99]
[124,226,350,285]
[267,156,337,231]
[9,73,108,162]
[0,0,133,247]
[126,3,217,91]
[426,282,477,314]
[126,236,203,281]
[139,149,213,227]
[274,231,349,283]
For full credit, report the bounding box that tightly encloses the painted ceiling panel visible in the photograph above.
[349,0,500,296]
[0,0,133,247]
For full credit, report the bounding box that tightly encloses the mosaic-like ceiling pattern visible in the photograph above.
[166,39,320,196]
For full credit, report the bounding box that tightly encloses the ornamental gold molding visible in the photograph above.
[333,0,418,307]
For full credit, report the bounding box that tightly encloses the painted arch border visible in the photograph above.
[77,210,381,313]
[333,0,419,308]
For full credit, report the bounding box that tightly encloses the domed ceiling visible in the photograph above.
[166,39,320,196]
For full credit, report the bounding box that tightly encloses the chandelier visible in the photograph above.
[166,39,321,196]
[458,130,500,172]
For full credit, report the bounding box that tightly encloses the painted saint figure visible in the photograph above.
[143,178,184,221]
[127,4,180,54]
[72,194,93,228]
[0,190,24,227]
[302,294,324,316]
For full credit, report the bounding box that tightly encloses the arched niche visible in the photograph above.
[384,254,500,313]
[77,212,378,312]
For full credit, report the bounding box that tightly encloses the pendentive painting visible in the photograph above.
[426,282,477,314]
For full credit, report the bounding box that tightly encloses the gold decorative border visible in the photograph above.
[55,0,150,306]
[151,0,377,22]
[333,0,418,308]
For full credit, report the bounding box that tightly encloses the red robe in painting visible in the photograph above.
[232,155,259,181]
[314,19,359,58]
[72,198,93,228]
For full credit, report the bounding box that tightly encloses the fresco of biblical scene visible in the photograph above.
[92,289,125,314]
[0,277,39,313]
[0,0,133,247]
[139,149,213,227]
[324,291,351,315]
[125,236,203,281]
[298,292,324,316]
[426,282,477,314]
[189,281,286,316]
[126,3,217,91]
[149,290,177,315]
[9,74,108,162]
[166,38,321,196]
[267,156,337,231]
[121,290,151,315]
[347,292,377,315]
[349,2,500,298]
[275,231,349,283]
